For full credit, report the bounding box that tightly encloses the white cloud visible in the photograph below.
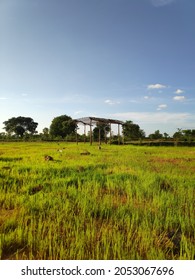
[104,99,120,105]
[0,97,8,100]
[73,111,84,116]
[173,96,185,101]
[150,0,175,7]
[111,111,191,125]
[157,104,167,110]
[175,89,184,94]
[144,96,149,99]
[105,99,113,104]
[109,111,195,136]
[147,83,167,90]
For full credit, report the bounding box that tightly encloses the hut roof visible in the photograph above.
[74,116,124,126]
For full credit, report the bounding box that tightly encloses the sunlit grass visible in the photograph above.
[0,142,194,259]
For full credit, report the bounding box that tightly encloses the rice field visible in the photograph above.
[0,142,194,260]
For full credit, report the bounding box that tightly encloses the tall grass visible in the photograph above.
[0,142,194,259]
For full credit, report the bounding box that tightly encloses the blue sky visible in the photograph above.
[0,0,195,136]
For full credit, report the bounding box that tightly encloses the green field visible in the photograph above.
[0,142,194,260]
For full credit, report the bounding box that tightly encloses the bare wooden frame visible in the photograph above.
[74,116,124,145]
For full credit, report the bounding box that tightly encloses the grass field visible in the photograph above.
[0,142,194,260]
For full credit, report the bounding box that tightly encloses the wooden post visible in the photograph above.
[76,126,78,145]
[109,123,112,145]
[84,124,86,144]
[99,127,101,146]
[90,119,92,145]
[118,123,120,145]
[104,128,107,144]
[122,127,125,145]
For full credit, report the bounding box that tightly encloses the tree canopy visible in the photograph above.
[3,116,38,137]
[93,122,110,141]
[49,115,77,138]
[122,120,145,139]
[148,130,163,140]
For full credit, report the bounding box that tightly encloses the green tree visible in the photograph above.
[122,120,145,140]
[93,122,110,142]
[49,115,77,138]
[182,129,193,141]
[191,130,195,138]
[43,127,49,138]
[41,127,50,140]
[14,126,25,137]
[0,132,6,139]
[163,132,169,139]
[42,127,49,135]
[149,130,163,140]
[173,128,183,140]
[3,116,38,137]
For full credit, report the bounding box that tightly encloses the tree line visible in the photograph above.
[1,115,195,143]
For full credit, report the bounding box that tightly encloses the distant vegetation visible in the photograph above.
[2,117,38,138]
[0,143,194,259]
[1,115,195,146]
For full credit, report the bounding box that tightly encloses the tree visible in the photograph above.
[122,120,145,140]
[182,129,193,141]
[93,122,110,142]
[163,132,169,139]
[191,130,195,138]
[173,128,183,140]
[0,132,6,140]
[42,127,49,135]
[149,130,163,140]
[3,116,38,137]
[41,127,50,140]
[14,126,25,137]
[49,115,77,138]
